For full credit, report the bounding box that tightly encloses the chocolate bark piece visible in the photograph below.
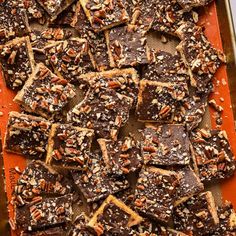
[71,2,110,71]
[67,88,133,140]
[14,63,76,119]
[22,0,45,22]
[15,194,73,231]
[174,88,209,131]
[88,195,143,235]
[0,1,30,44]
[79,68,139,105]
[71,152,129,203]
[212,201,236,235]
[142,51,189,83]
[11,161,72,207]
[136,0,198,35]
[36,0,75,21]
[134,167,180,223]
[44,38,95,83]
[176,22,226,92]
[46,124,94,170]
[30,28,72,52]
[151,0,198,35]
[0,37,35,90]
[30,28,72,66]
[177,0,214,11]
[105,24,153,68]
[190,129,236,183]
[4,111,51,159]
[69,212,94,236]
[142,124,190,166]
[21,226,67,236]
[136,80,188,123]
[98,135,143,176]
[175,166,204,206]
[173,191,219,235]
[79,0,129,32]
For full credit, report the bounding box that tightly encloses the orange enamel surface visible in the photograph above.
[0,70,26,236]
[0,2,235,235]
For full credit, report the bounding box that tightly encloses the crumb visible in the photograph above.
[161,35,168,43]
[14,166,22,174]
[209,99,223,113]
[221,78,227,85]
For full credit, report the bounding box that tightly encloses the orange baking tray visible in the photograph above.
[0,1,236,235]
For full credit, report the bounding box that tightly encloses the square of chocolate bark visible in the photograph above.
[67,88,133,140]
[71,2,110,71]
[212,201,236,235]
[15,194,73,231]
[134,166,180,223]
[14,63,76,119]
[136,0,198,35]
[175,88,209,131]
[88,195,143,235]
[79,0,129,32]
[151,0,198,35]
[71,152,129,203]
[44,38,95,83]
[4,112,51,159]
[173,191,219,235]
[36,0,75,21]
[142,51,189,83]
[98,135,143,176]
[176,22,225,92]
[46,124,94,170]
[190,129,236,183]
[0,37,35,90]
[142,124,191,166]
[79,68,139,106]
[175,166,204,206]
[0,1,30,44]
[177,0,214,11]
[136,80,188,123]
[11,161,72,207]
[105,24,153,68]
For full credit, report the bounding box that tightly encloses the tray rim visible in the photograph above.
[1,1,236,235]
[216,0,236,120]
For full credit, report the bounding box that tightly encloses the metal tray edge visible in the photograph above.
[217,0,236,121]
